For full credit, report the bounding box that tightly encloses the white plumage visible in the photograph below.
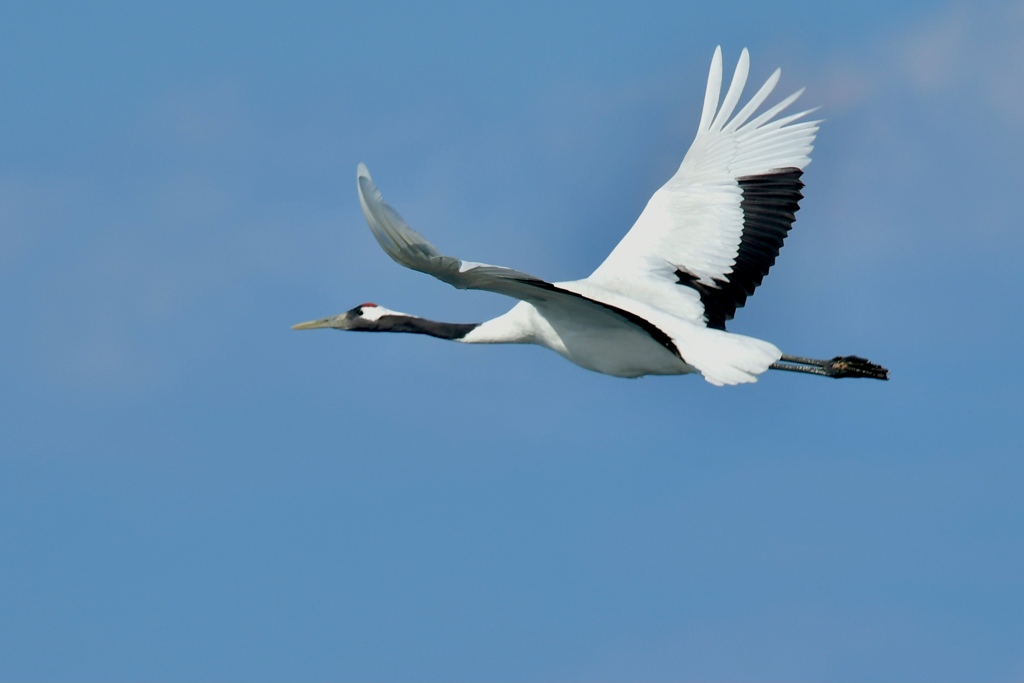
[294,47,889,385]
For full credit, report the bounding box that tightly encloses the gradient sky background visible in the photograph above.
[2,1,1023,680]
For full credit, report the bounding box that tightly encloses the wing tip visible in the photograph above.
[698,46,725,133]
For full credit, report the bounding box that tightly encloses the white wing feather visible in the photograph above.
[590,46,820,323]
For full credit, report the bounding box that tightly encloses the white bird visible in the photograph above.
[294,47,888,385]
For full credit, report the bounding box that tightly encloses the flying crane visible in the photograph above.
[294,47,889,385]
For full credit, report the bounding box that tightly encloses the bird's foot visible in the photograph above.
[771,354,890,380]
[822,355,889,380]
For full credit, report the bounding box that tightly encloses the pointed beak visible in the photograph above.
[291,317,336,331]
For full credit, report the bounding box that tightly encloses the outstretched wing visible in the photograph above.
[356,163,537,295]
[590,47,820,329]
[356,164,684,360]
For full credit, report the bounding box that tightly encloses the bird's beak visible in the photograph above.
[291,317,336,331]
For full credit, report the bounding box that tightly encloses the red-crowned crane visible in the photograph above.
[294,47,888,385]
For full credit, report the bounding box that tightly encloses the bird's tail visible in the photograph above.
[680,328,782,386]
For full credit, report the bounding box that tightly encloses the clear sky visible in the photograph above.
[2,1,1023,680]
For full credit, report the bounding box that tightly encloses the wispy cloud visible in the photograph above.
[798,1,1024,272]
[817,1,1024,118]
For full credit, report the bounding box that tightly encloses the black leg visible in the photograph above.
[770,354,889,380]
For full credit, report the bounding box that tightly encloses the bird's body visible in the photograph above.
[462,297,693,379]
[294,47,889,385]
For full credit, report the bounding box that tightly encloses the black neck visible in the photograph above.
[367,315,479,340]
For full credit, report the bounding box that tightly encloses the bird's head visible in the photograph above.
[291,302,399,332]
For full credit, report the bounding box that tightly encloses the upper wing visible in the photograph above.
[355,164,684,359]
[589,47,820,329]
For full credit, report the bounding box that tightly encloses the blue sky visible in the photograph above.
[2,1,1023,680]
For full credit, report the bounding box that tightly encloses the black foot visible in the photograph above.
[824,355,890,380]
[771,354,890,380]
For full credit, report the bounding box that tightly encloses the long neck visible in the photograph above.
[373,315,480,340]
